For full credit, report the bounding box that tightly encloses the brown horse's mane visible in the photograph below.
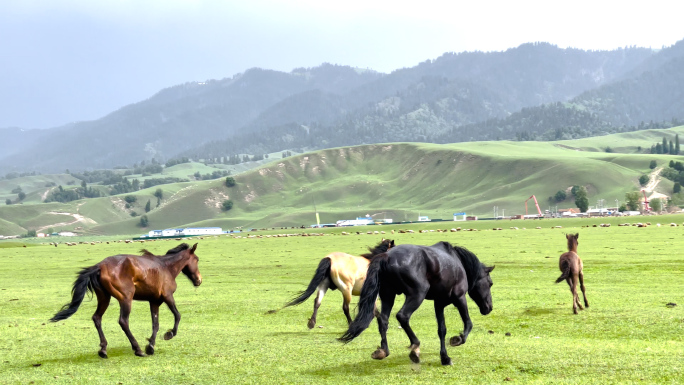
[138,243,190,259]
[165,243,190,255]
[360,239,395,260]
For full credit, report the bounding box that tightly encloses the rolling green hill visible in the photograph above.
[2,128,684,237]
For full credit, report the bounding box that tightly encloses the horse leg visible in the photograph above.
[341,288,353,325]
[117,299,145,356]
[396,292,426,363]
[566,277,578,314]
[163,295,181,340]
[579,271,589,308]
[373,298,380,318]
[308,282,328,329]
[372,291,395,360]
[573,274,583,311]
[146,301,161,355]
[92,291,111,358]
[450,294,472,347]
[434,301,452,366]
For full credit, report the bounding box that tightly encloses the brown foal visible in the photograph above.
[555,233,588,314]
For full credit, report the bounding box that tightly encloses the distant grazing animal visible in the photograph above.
[555,233,588,314]
[284,239,395,329]
[50,243,202,358]
[339,242,494,366]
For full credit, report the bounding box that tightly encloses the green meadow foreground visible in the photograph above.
[0,219,682,384]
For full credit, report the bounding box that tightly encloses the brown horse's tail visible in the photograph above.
[50,265,102,322]
[339,253,388,343]
[284,257,332,308]
[555,260,571,284]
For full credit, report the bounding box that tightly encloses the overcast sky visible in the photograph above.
[1,0,682,129]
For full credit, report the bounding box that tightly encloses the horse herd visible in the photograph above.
[50,234,586,365]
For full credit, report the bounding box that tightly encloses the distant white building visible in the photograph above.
[182,227,222,235]
[148,227,223,237]
[336,217,375,227]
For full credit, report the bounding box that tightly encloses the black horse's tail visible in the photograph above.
[50,265,102,322]
[284,257,332,307]
[339,253,388,343]
[555,260,571,284]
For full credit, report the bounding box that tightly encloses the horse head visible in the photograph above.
[380,238,395,250]
[566,233,579,251]
[468,265,494,315]
[181,243,202,287]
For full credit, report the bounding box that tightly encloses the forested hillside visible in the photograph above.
[3,41,669,174]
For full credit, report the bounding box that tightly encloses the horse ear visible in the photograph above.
[575,233,579,239]
[190,243,198,254]
[390,240,395,247]
[565,233,570,239]
[485,265,495,273]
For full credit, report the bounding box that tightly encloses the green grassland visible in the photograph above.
[0,218,682,384]
[2,127,684,237]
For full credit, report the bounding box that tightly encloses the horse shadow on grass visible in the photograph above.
[16,346,152,369]
[303,352,445,377]
[267,330,340,337]
[522,307,562,316]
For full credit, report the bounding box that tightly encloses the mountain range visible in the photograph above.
[2,39,684,174]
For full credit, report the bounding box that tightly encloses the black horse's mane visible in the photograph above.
[360,239,394,260]
[437,241,482,290]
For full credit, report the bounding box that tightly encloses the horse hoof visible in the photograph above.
[307,319,316,329]
[134,351,146,357]
[441,357,453,366]
[98,351,108,359]
[371,348,387,360]
[408,350,420,364]
[163,331,174,340]
[145,345,155,355]
[449,335,464,347]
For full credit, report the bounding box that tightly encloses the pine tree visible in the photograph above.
[145,200,151,213]
[676,134,680,155]
[669,141,674,155]
[662,137,669,154]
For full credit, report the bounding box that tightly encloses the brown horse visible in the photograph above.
[50,243,202,358]
[284,239,395,328]
[555,233,588,314]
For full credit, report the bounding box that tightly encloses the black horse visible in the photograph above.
[339,241,494,366]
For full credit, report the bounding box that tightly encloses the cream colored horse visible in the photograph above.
[284,239,394,328]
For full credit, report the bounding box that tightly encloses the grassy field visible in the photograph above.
[1,217,682,384]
